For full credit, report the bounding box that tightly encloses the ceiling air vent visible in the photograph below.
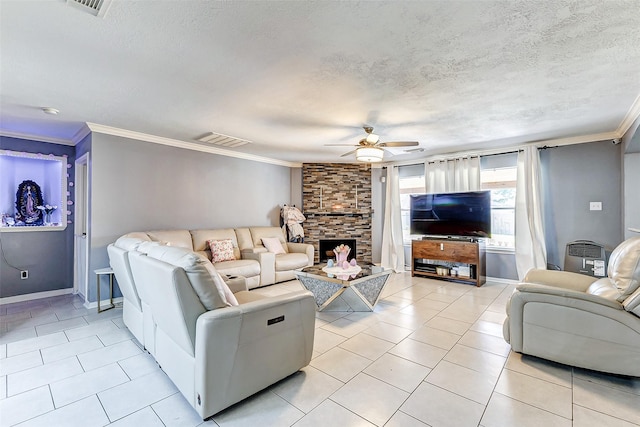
[196,132,251,148]
[67,0,112,17]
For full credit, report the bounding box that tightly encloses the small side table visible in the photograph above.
[94,267,115,313]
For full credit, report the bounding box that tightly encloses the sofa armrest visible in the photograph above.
[241,250,275,286]
[241,247,268,255]
[286,242,314,266]
[194,290,316,416]
[514,283,624,310]
[506,283,628,352]
[523,269,598,292]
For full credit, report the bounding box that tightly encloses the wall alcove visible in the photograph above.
[0,150,68,232]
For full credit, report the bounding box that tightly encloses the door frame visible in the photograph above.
[73,152,90,301]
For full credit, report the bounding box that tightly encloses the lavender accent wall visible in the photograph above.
[0,136,77,298]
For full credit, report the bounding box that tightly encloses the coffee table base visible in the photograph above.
[297,273,390,312]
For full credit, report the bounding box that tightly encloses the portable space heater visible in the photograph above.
[564,240,610,277]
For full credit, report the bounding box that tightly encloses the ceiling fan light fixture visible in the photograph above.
[365,133,379,144]
[356,147,384,162]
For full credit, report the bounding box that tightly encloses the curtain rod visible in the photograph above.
[386,145,559,167]
[383,133,616,168]
[480,145,557,158]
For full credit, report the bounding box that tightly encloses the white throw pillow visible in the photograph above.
[262,237,286,254]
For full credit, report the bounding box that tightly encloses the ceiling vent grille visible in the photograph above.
[196,132,251,148]
[67,0,112,17]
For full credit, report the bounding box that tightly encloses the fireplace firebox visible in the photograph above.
[319,239,357,263]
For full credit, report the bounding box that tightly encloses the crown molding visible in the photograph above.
[616,93,640,138]
[85,123,302,168]
[0,130,76,146]
[71,124,92,144]
[384,130,620,167]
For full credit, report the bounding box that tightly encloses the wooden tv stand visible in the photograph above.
[411,238,486,287]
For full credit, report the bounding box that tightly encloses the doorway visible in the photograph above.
[74,153,89,303]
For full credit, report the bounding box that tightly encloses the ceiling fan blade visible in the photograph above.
[378,141,419,147]
[325,143,360,147]
[340,149,358,157]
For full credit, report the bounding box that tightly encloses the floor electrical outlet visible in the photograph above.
[21,270,28,280]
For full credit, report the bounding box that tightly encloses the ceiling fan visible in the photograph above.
[325,126,419,162]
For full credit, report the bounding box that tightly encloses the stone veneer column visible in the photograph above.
[302,163,373,264]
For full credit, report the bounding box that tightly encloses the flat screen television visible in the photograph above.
[410,191,491,238]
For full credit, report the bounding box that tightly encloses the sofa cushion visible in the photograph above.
[137,241,164,254]
[146,245,232,310]
[262,237,286,254]
[249,227,289,253]
[191,229,241,260]
[607,236,640,302]
[622,286,640,316]
[147,230,194,250]
[208,239,236,263]
[114,236,147,251]
[586,278,622,302]
[275,253,310,271]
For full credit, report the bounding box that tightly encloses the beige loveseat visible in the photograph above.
[503,236,640,376]
[124,243,315,418]
[123,226,313,289]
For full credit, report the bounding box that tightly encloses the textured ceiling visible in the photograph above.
[1,0,640,163]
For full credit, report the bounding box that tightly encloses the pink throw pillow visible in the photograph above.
[208,239,236,263]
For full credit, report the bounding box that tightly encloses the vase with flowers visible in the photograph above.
[334,244,357,269]
[36,204,57,225]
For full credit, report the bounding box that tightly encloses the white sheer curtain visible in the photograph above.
[515,146,547,279]
[381,166,405,272]
[425,156,480,193]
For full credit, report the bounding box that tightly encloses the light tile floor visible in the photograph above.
[1,273,639,427]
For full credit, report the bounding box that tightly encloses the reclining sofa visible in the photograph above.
[121,226,313,289]
[503,236,640,376]
[108,236,316,418]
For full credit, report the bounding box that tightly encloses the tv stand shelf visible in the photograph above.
[411,239,486,287]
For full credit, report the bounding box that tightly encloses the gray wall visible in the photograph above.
[86,133,292,302]
[290,168,303,209]
[481,141,622,278]
[378,140,624,281]
[0,136,76,298]
[541,141,622,269]
[624,152,640,239]
[623,116,640,240]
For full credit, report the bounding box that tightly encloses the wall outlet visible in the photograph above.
[589,201,602,211]
[20,270,28,280]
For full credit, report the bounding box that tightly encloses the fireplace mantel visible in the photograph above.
[305,211,371,217]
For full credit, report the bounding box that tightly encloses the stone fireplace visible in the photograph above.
[302,163,372,264]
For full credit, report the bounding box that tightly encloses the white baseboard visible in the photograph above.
[83,297,123,310]
[0,288,74,305]
[486,276,519,285]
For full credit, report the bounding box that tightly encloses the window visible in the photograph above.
[397,163,516,248]
[481,167,517,249]
[399,172,425,244]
